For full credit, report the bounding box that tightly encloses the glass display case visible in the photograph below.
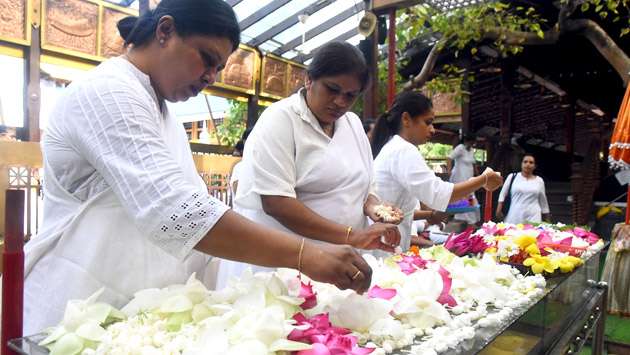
[9,249,607,355]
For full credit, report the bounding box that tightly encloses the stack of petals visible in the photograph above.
[288,313,375,355]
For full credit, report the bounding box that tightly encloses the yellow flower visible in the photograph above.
[497,223,506,229]
[558,256,583,273]
[516,224,525,230]
[523,255,559,274]
[515,235,537,250]
[485,247,497,254]
[525,243,540,256]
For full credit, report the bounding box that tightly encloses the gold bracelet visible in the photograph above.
[297,238,305,274]
[345,226,353,244]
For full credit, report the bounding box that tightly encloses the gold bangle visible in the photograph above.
[345,226,353,244]
[298,238,305,274]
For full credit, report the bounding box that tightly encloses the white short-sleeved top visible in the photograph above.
[449,143,475,183]
[498,173,550,224]
[374,135,454,249]
[235,89,374,230]
[42,57,229,259]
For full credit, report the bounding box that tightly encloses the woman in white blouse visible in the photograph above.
[496,154,551,224]
[447,134,480,224]
[371,91,503,250]
[23,0,373,334]
[217,42,401,286]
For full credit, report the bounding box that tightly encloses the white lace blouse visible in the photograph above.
[42,57,229,260]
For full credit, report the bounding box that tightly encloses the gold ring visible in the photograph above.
[351,270,362,280]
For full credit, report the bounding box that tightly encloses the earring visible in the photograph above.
[159,39,165,45]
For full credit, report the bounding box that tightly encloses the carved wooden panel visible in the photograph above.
[45,0,98,55]
[261,56,288,97]
[0,0,26,41]
[429,92,461,115]
[101,8,127,58]
[287,65,306,96]
[221,48,255,90]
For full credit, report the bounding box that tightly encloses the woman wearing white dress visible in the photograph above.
[217,42,401,288]
[496,154,551,224]
[447,135,480,224]
[23,1,374,333]
[371,91,503,250]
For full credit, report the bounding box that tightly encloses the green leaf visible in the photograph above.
[621,28,630,37]
[595,4,604,12]
[581,2,590,11]
[536,30,545,39]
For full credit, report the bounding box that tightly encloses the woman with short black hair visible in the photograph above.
[24,0,373,333]
[217,41,401,288]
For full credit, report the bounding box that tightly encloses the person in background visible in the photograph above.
[496,154,551,224]
[23,0,373,334]
[363,117,376,141]
[447,134,480,224]
[371,91,503,250]
[0,125,15,141]
[229,127,252,195]
[217,42,401,288]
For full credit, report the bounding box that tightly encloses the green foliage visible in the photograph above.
[395,2,548,96]
[418,142,453,159]
[214,99,246,146]
[574,0,630,37]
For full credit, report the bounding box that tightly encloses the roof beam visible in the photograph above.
[292,28,360,63]
[226,0,244,6]
[239,0,292,31]
[247,0,335,47]
[272,2,364,56]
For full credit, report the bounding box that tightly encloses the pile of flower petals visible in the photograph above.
[40,247,547,355]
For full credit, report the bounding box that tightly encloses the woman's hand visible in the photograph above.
[482,170,503,191]
[427,210,449,225]
[365,201,404,224]
[301,241,372,294]
[349,223,401,252]
[495,209,504,220]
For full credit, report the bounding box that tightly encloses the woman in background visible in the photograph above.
[496,154,551,223]
[447,134,480,224]
[371,91,503,250]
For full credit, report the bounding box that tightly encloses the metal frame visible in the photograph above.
[239,0,292,31]
[272,2,365,56]
[293,27,360,62]
[246,0,335,47]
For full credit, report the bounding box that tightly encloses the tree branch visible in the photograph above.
[484,28,560,45]
[403,39,444,90]
[564,19,630,86]
[557,0,585,31]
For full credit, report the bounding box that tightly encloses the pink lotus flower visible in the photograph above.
[572,227,600,245]
[367,285,397,300]
[396,255,428,275]
[444,228,489,256]
[299,280,318,310]
[436,266,457,307]
[289,313,374,355]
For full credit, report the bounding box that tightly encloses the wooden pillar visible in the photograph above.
[247,78,261,128]
[363,25,378,119]
[564,97,575,158]
[386,9,396,108]
[461,64,472,136]
[23,0,42,142]
[499,65,514,145]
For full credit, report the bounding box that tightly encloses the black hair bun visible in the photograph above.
[117,16,138,42]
